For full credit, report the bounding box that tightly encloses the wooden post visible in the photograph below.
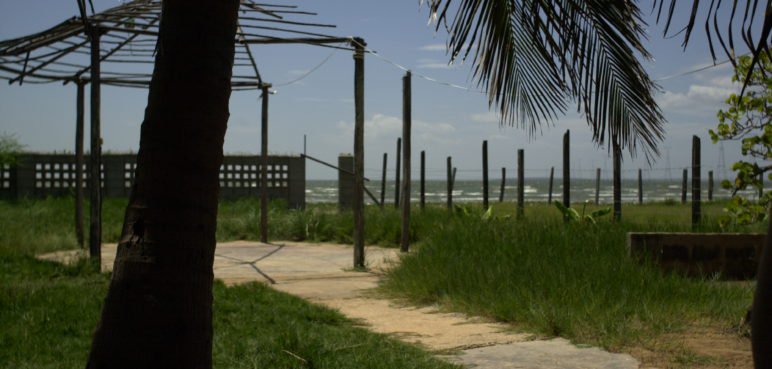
[760,172,764,199]
[681,169,688,205]
[395,138,401,208]
[446,156,452,210]
[482,140,489,210]
[595,168,601,205]
[692,136,701,226]
[260,84,271,243]
[563,130,570,213]
[88,28,102,267]
[499,167,506,203]
[613,144,621,222]
[75,81,85,249]
[638,169,643,204]
[400,71,411,253]
[352,38,366,268]
[708,170,714,201]
[420,151,426,210]
[380,153,387,209]
[517,149,524,218]
[548,167,554,204]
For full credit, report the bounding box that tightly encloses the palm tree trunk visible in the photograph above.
[86,1,239,368]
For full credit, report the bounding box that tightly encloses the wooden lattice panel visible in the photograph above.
[0,164,10,189]
[219,163,288,189]
[123,162,137,189]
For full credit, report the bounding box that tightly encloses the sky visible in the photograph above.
[0,1,758,181]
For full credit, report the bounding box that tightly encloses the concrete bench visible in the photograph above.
[627,232,766,280]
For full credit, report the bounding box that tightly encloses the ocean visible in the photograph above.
[305,178,765,204]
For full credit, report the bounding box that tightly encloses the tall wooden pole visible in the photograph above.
[380,153,387,209]
[352,38,366,268]
[420,151,426,210]
[595,168,601,205]
[260,84,271,243]
[517,149,524,218]
[681,169,688,205]
[395,138,401,209]
[482,140,489,210]
[400,71,411,253]
[613,144,621,222]
[89,28,102,267]
[708,170,714,201]
[692,135,701,227]
[446,156,453,210]
[638,169,643,204]
[499,167,506,203]
[75,81,85,249]
[548,167,554,204]
[563,130,570,213]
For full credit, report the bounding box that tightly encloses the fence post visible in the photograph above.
[352,37,366,268]
[89,30,102,268]
[692,136,701,227]
[638,168,643,205]
[517,149,524,218]
[401,71,412,252]
[563,130,570,216]
[482,140,489,210]
[380,153,387,209]
[499,167,506,202]
[75,81,85,249]
[613,144,621,222]
[548,167,554,204]
[708,170,714,201]
[420,151,426,210]
[447,156,453,210]
[595,168,601,205]
[682,169,688,204]
[395,138,401,209]
[260,84,270,243]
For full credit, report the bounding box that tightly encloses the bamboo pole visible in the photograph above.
[682,169,688,205]
[260,84,270,243]
[482,140,489,210]
[400,71,411,253]
[613,144,621,222]
[395,138,401,209]
[708,170,714,201]
[548,167,554,204]
[517,149,524,218]
[499,167,506,203]
[420,151,426,210]
[88,28,102,268]
[446,156,452,210]
[75,81,85,249]
[380,153,387,209]
[595,168,601,205]
[563,130,570,215]
[638,169,643,204]
[352,37,365,268]
[692,136,701,227]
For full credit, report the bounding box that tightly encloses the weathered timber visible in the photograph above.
[352,37,365,268]
[692,135,701,227]
[517,149,524,218]
[482,140,489,210]
[400,71,411,253]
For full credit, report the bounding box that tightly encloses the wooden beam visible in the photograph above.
[482,140,489,210]
[88,29,102,268]
[75,81,85,249]
[400,71,411,253]
[352,37,365,268]
[692,135,701,227]
[260,84,270,243]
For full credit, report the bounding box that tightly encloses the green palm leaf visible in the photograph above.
[424,0,665,159]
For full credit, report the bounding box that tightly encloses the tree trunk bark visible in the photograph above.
[86,1,239,368]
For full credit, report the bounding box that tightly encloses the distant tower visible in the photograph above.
[718,142,728,182]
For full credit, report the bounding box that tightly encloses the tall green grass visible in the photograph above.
[381,212,760,349]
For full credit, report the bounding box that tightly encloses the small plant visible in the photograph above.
[553,201,610,224]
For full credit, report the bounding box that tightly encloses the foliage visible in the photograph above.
[0,132,24,166]
[553,201,610,224]
[709,54,772,226]
[422,0,664,158]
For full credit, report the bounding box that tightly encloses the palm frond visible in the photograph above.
[425,0,665,160]
[653,0,772,96]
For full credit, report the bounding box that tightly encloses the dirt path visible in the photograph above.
[40,241,642,368]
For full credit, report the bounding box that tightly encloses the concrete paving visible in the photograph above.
[39,241,641,369]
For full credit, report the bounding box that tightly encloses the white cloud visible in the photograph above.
[658,84,735,111]
[470,111,500,124]
[418,43,446,51]
[337,113,456,142]
[415,58,454,70]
